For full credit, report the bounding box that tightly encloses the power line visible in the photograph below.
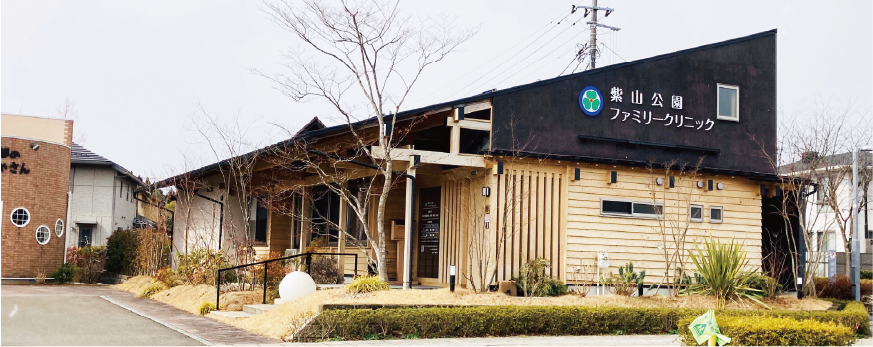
[449,16,586,100]
[413,8,572,105]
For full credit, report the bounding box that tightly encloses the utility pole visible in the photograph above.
[572,0,620,70]
[851,147,872,301]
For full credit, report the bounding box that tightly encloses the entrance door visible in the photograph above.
[78,226,93,247]
[416,187,441,278]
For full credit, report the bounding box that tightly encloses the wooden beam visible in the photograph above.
[370,147,486,167]
[445,117,491,132]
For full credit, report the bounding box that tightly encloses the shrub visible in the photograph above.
[310,256,342,284]
[51,263,78,284]
[345,275,390,294]
[684,235,764,309]
[516,258,567,297]
[678,315,856,346]
[601,262,645,297]
[744,273,780,298]
[541,277,569,297]
[197,301,216,315]
[298,302,870,342]
[106,229,139,275]
[175,249,233,285]
[138,282,167,298]
[154,266,186,287]
[67,246,107,284]
[814,276,873,300]
[861,270,873,280]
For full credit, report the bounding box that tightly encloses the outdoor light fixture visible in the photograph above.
[717,183,724,190]
[450,265,457,292]
[608,171,617,184]
[30,143,39,150]
[697,180,705,189]
[482,187,490,197]
[708,180,714,191]
[669,176,675,188]
[496,161,504,175]
[656,177,664,186]
[574,168,581,181]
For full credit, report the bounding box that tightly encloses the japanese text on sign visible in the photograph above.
[607,87,714,131]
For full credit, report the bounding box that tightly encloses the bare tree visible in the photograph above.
[646,158,704,296]
[766,97,871,296]
[256,0,475,280]
[56,97,86,144]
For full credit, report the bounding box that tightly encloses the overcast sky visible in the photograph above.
[3,0,871,180]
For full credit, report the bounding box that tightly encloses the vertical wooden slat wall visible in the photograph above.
[440,179,468,284]
[493,163,566,282]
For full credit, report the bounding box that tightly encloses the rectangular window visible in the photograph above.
[249,200,268,244]
[311,186,341,245]
[78,227,93,247]
[709,206,723,223]
[601,199,663,219]
[291,193,302,250]
[717,84,739,121]
[690,205,703,222]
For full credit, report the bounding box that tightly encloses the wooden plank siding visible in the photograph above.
[492,161,567,282]
[565,164,763,284]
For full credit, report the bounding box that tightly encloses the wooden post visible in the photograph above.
[337,184,347,278]
[300,188,312,253]
[403,163,417,289]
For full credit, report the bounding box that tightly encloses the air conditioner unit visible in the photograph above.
[284,249,299,257]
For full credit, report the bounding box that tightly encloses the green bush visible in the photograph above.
[174,249,233,285]
[106,229,139,275]
[601,262,645,297]
[861,270,873,280]
[138,282,167,298]
[744,273,780,298]
[50,263,78,284]
[197,301,216,315]
[684,235,764,308]
[515,258,567,297]
[345,275,390,294]
[814,276,873,300]
[678,315,856,346]
[297,302,870,342]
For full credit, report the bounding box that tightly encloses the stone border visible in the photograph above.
[101,295,212,346]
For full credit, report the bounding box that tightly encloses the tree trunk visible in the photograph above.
[374,154,393,281]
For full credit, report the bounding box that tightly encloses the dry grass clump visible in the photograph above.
[211,287,833,341]
[114,275,154,293]
[115,275,262,314]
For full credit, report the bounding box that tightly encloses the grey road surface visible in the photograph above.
[1,285,200,346]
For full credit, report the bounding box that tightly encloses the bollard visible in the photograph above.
[449,265,456,292]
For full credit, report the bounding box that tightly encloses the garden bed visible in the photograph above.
[114,275,263,314]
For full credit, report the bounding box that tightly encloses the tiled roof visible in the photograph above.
[72,143,146,187]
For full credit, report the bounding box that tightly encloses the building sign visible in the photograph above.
[578,86,604,116]
[1,147,31,175]
[583,86,716,131]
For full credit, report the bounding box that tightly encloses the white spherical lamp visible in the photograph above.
[277,271,317,304]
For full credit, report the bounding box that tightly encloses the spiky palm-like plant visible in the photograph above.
[684,234,766,309]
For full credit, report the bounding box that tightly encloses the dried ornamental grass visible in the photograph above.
[344,275,390,294]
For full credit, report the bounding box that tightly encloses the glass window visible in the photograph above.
[601,199,663,219]
[690,205,703,222]
[10,208,30,227]
[717,84,739,121]
[249,200,269,244]
[602,200,632,215]
[55,219,65,237]
[36,225,51,245]
[710,206,723,223]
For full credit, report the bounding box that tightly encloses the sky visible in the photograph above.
[2,0,871,180]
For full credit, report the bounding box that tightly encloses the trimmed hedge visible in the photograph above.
[678,315,856,346]
[297,302,870,341]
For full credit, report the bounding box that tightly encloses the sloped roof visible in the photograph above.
[156,29,780,187]
[779,151,872,174]
[72,143,146,187]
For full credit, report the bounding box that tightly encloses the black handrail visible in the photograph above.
[216,252,358,310]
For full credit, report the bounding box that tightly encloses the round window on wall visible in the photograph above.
[55,219,65,237]
[36,225,51,245]
[10,208,30,227]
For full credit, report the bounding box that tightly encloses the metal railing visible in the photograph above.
[216,252,358,310]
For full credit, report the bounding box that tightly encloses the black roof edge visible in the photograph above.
[156,29,777,188]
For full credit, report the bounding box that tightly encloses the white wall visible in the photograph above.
[69,165,138,246]
[804,170,872,253]
[171,174,248,264]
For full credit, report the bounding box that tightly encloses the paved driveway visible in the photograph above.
[1,285,200,346]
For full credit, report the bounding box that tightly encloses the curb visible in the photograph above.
[100,295,212,346]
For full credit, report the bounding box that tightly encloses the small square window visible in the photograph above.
[690,205,703,222]
[717,84,739,121]
[710,206,723,223]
